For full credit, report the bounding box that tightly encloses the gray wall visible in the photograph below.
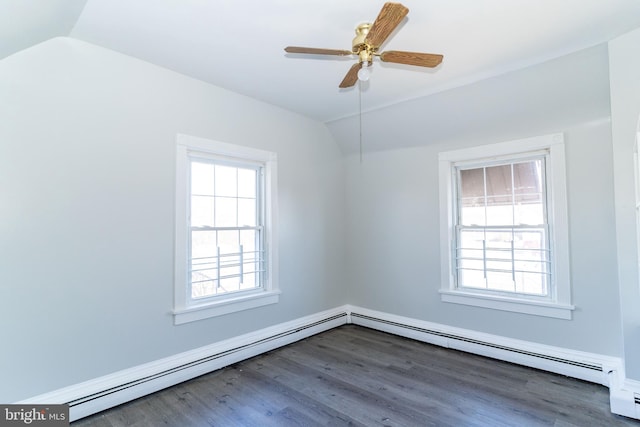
[0,37,346,402]
[609,27,640,382]
[343,45,624,356]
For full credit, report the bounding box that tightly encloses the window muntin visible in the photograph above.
[454,157,551,298]
[188,157,265,301]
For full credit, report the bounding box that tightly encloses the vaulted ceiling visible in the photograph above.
[3,0,640,125]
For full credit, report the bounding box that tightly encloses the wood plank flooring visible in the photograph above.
[73,325,640,426]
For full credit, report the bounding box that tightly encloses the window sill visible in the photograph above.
[174,290,281,325]
[439,290,574,320]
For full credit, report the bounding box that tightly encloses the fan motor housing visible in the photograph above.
[352,23,372,52]
[352,23,374,63]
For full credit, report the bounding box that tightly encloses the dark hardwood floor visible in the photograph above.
[73,325,640,426]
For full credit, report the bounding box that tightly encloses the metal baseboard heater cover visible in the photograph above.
[350,312,603,372]
[67,313,348,409]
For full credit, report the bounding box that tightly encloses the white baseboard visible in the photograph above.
[345,305,621,385]
[18,306,349,422]
[16,304,639,422]
[345,305,639,420]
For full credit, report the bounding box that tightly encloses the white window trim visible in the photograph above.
[174,134,279,325]
[438,133,574,319]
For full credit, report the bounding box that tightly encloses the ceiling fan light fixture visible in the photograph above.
[357,62,371,81]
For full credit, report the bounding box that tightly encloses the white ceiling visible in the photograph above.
[3,0,640,123]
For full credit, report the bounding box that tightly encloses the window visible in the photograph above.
[439,134,573,319]
[190,159,262,297]
[174,134,279,324]
[456,158,549,295]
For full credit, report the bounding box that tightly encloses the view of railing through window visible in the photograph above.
[455,158,550,296]
[189,159,264,299]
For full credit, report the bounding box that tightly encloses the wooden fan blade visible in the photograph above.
[285,46,353,56]
[339,63,362,88]
[365,2,409,48]
[380,50,443,67]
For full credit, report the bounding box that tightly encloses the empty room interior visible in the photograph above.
[3,0,640,424]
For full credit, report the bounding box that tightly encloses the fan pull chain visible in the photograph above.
[359,80,363,164]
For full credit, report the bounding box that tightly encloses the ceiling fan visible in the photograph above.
[284,2,443,88]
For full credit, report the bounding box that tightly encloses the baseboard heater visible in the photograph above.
[26,307,628,421]
[349,312,603,373]
[353,310,636,420]
[66,312,347,415]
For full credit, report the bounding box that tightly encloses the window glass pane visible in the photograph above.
[189,226,262,298]
[191,230,218,299]
[191,230,216,259]
[513,160,544,225]
[513,161,542,195]
[483,227,547,295]
[485,249,511,262]
[241,229,260,292]
[220,253,240,271]
[514,248,547,264]
[458,269,485,289]
[240,229,257,254]
[459,168,485,198]
[484,165,513,226]
[513,230,545,250]
[215,197,237,227]
[460,162,546,228]
[191,162,215,196]
[513,259,544,274]
[215,165,237,197]
[220,265,240,279]
[485,164,512,198]
[238,198,256,227]
[459,168,485,226]
[486,195,512,206]
[191,195,214,227]
[238,168,256,198]
[486,201,513,226]
[460,202,485,226]
[485,270,514,292]
[457,247,482,261]
[192,277,216,299]
[486,259,511,273]
[217,229,240,253]
[514,196,544,225]
[219,277,240,293]
[243,260,257,274]
[217,230,240,294]
[458,258,484,271]
[240,273,257,290]
[484,229,512,248]
[459,229,484,249]
[515,272,547,295]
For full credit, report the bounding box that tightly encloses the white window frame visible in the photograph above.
[438,133,574,319]
[174,134,279,325]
